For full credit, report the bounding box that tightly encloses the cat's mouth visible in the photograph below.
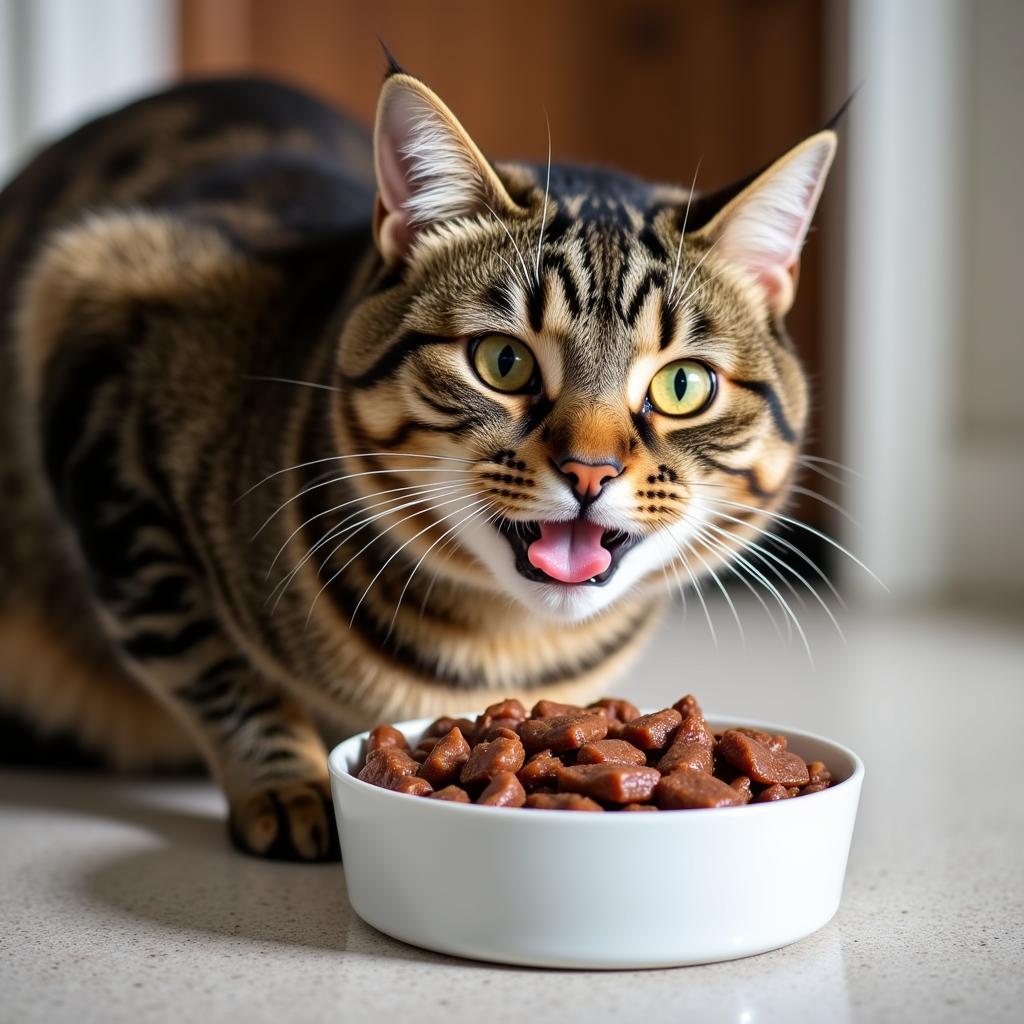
[496,519,639,587]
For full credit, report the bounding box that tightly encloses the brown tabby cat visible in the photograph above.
[0,61,835,859]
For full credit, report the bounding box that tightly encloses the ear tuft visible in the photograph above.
[377,38,406,79]
[698,131,837,316]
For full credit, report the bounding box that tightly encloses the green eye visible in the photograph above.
[471,334,538,393]
[648,359,716,417]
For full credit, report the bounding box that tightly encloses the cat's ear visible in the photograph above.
[692,131,836,317]
[373,72,521,264]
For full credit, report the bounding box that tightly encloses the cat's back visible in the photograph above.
[0,76,375,290]
[0,79,376,761]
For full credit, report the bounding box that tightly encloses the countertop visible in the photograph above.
[2,601,1022,1023]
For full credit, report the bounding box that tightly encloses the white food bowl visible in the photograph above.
[328,714,863,969]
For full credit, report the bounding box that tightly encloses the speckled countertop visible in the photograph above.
[2,602,1022,1024]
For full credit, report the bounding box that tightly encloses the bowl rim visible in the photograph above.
[328,712,865,823]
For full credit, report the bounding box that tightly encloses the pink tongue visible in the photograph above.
[527,520,612,584]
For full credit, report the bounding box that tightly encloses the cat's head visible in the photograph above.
[336,69,835,623]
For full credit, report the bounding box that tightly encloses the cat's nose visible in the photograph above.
[556,457,624,502]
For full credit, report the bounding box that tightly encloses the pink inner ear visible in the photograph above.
[376,94,414,218]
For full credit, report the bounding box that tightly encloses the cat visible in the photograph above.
[0,60,834,859]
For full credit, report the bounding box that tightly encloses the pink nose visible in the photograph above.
[558,459,623,501]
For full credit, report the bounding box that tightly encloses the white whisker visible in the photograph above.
[534,108,552,283]
[667,158,702,303]
[236,450,476,502]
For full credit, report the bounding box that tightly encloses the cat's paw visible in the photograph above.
[228,778,340,862]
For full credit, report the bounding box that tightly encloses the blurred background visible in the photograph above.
[3,0,1021,622]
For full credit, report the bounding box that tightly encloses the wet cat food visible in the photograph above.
[356,693,835,810]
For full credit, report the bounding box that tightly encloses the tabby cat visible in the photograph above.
[0,62,835,859]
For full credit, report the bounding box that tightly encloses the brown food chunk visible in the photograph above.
[655,770,748,809]
[730,776,754,804]
[524,793,604,812]
[658,712,715,774]
[605,719,626,740]
[576,739,647,766]
[483,698,526,722]
[557,763,661,804]
[517,750,562,790]
[672,694,702,718]
[732,726,787,752]
[367,724,408,754]
[531,699,583,718]
[754,783,793,802]
[477,772,527,807]
[622,803,659,812]
[417,727,472,787]
[519,714,608,754]
[806,761,832,787]
[358,747,422,790]
[395,776,433,796]
[460,735,526,785]
[474,719,521,743]
[424,716,475,739]
[622,708,682,751]
[718,730,810,787]
[430,785,471,803]
[588,697,641,723]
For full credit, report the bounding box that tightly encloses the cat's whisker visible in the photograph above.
[252,466,477,539]
[694,493,886,590]
[417,505,503,619]
[237,450,476,502]
[672,234,725,312]
[243,375,342,394]
[679,516,785,642]
[267,483,476,611]
[667,158,702,304]
[696,524,811,661]
[799,454,862,478]
[701,505,845,608]
[796,458,850,488]
[265,478,474,582]
[700,519,846,644]
[678,531,746,646]
[481,201,532,289]
[667,538,718,649]
[787,484,860,527]
[534,108,552,283]
[305,491,490,627]
[386,502,499,641]
[344,495,495,629]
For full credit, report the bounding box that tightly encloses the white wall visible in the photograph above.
[954,0,1024,596]
[0,0,176,181]
[839,0,966,602]
[837,0,1023,602]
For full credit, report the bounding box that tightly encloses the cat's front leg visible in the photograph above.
[103,576,339,860]
[139,643,339,861]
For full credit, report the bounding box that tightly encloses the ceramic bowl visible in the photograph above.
[328,714,863,969]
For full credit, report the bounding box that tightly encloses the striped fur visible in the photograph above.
[0,72,831,859]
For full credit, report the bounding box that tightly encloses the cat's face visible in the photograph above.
[337,72,832,623]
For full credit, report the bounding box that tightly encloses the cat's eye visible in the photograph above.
[648,359,716,417]
[471,334,538,394]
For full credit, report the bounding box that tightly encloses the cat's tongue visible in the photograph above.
[527,520,612,584]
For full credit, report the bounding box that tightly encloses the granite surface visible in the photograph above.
[1,602,1022,1023]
